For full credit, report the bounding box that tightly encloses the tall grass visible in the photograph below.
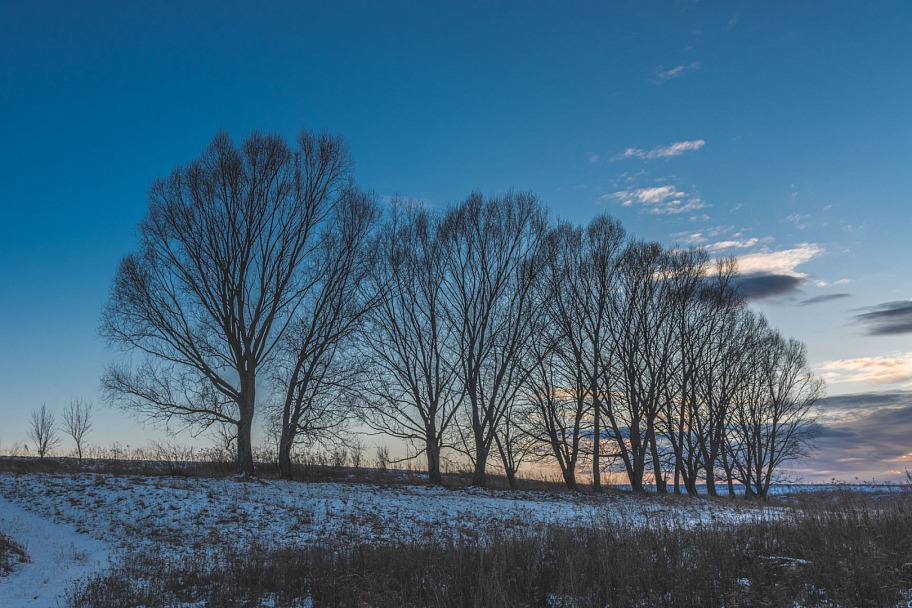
[0,530,28,576]
[69,495,912,608]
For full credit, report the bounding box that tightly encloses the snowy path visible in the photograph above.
[0,495,112,608]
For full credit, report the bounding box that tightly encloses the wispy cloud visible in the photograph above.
[674,227,778,253]
[601,185,707,215]
[655,62,700,82]
[705,237,760,252]
[809,278,851,288]
[819,353,912,386]
[617,139,706,160]
[853,301,912,336]
[675,232,709,245]
[786,213,810,229]
[673,226,740,246]
[799,293,852,306]
[735,243,824,277]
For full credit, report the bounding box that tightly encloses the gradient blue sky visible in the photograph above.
[2,1,910,480]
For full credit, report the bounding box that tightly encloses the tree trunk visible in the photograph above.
[236,377,256,475]
[426,437,443,485]
[237,415,255,474]
[631,466,644,492]
[504,465,518,490]
[494,434,519,490]
[684,474,698,496]
[592,391,601,491]
[278,424,295,480]
[562,466,578,491]
[705,467,718,497]
[648,425,666,493]
[721,448,736,496]
[472,443,489,487]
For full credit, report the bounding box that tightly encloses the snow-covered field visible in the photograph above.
[0,471,770,605]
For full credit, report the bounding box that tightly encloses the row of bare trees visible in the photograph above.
[102,129,820,494]
[359,197,821,496]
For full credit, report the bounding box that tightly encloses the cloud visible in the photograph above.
[735,243,824,277]
[734,273,802,300]
[813,426,858,439]
[786,213,810,229]
[800,391,912,482]
[819,353,912,386]
[808,278,851,288]
[817,390,912,412]
[799,293,852,306]
[602,185,707,215]
[618,139,705,160]
[655,62,700,82]
[673,227,774,251]
[854,301,912,336]
[705,237,760,252]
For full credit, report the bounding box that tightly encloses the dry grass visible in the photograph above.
[68,493,912,608]
[0,530,28,576]
[0,454,576,493]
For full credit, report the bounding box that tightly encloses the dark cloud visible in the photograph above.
[801,391,912,482]
[818,390,912,411]
[799,293,852,306]
[854,300,912,335]
[734,273,802,300]
[813,426,859,439]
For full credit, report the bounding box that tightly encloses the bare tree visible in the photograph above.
[442,192,548,488]
[492,398,537,488]
[656,248,707,495]
[688,264,747,496]
[62,399,93,460]
[28,404,60,458]
[101,129,352,473]
[602,241,679,492]
[519,332,588,490]
[359,201,460,485]
[727,318,823,497]
[543,215,626,490]
[274,189,381,478]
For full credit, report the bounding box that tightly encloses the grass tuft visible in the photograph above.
[0,530,29,576]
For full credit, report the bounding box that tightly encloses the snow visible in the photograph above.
[4,470,907,606]
[0,494,111,607]
[0,471,772,604]
[0,472,765,553]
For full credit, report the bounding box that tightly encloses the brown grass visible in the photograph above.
[67,493,912,608]
[0,530,28,576]
[0,454,577,493]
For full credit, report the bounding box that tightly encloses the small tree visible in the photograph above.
[359,201,461,486]
[274,189,381,479]
[28,404,60,458]
[62,399,93,460]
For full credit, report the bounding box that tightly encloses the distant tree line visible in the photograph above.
[101,129,821,496]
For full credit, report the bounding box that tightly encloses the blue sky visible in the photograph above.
[2,1,910,480]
